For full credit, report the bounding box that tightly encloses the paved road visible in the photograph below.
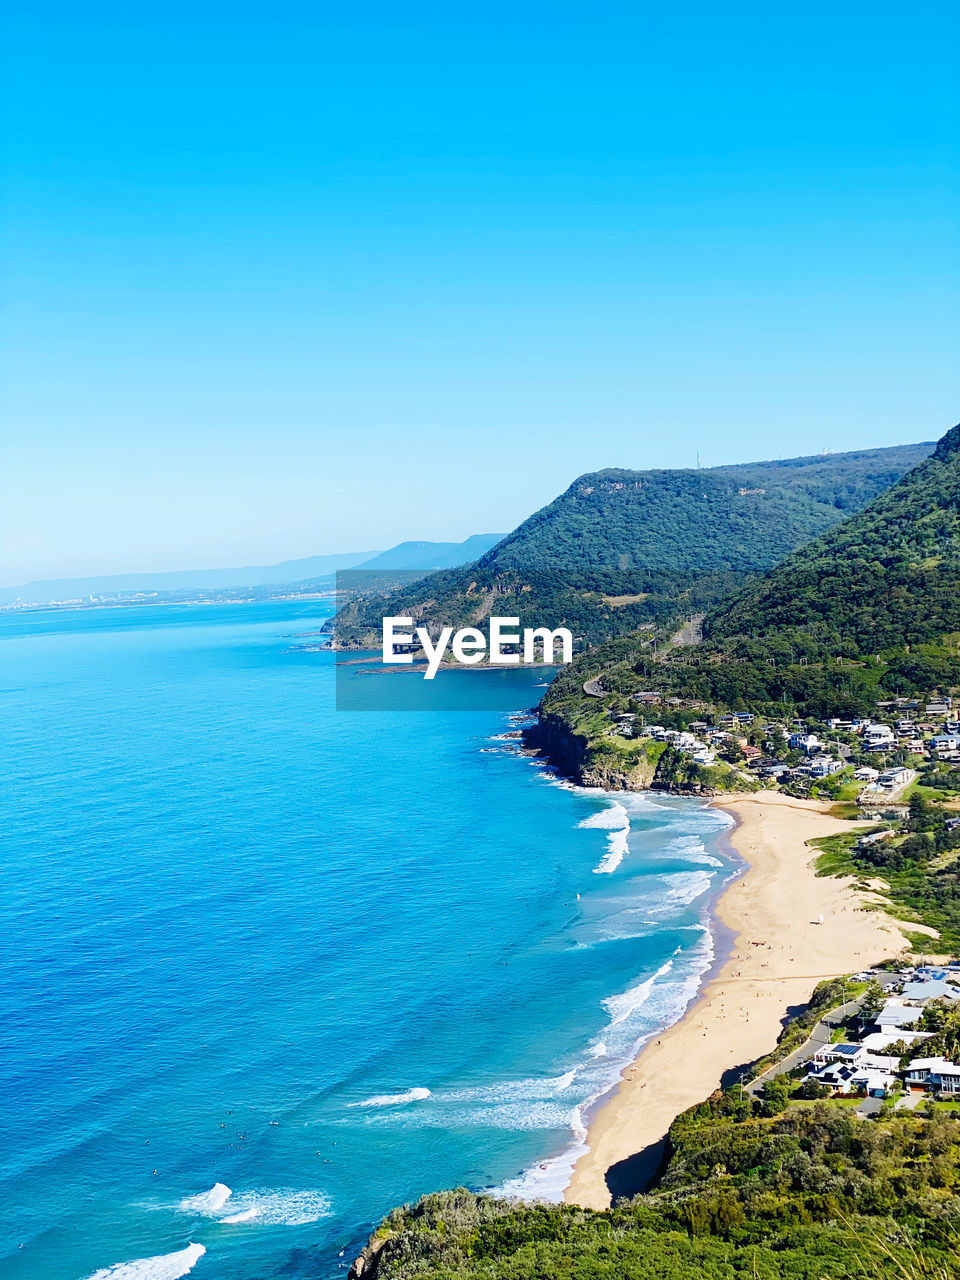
[583,676,606,698]
[747,994,867,1096]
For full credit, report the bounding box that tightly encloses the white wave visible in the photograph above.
[217,1188,331,1225]
[578,801,631,874]
[496,1107,589,1203]
[352,1086,431,1108]
[178,1183,231,1214]
[602,959,674,1027]
[85,1244,205,1280]
[365,1100,576,1132]
[593,827,629,874]
[588,1041,607,1059]
[577,802,629,831]
[440,1070,576,1104]
[660,869,712,906]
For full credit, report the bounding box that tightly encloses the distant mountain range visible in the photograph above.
[333,442,934,649]
[0,535,505,607]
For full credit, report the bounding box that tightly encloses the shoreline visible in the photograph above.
[563,790,917,1211]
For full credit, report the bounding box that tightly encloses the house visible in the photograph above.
[851,1068,898,1098]
[807,1048,899,1095]
[905,1056,960,1093]
[854,767,880,781]
[857,830,893,848]
[875,1002,924,1032]
[901,979,960,1003]
[810,1044,898,1071]
[741,745,762,761]
[789,732,821,753]
[877,768,911,788]
[808,755,844,778]
[861,1029,933,1053]
[864,727,896,748]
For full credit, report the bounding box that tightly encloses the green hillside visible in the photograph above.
[541,420,960,736]
[332,443,932,649]
[708,424,960,655]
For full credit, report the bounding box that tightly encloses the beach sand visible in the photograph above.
[564,790,919,1211]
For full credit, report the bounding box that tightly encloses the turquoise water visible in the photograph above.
[0,601,735,1280]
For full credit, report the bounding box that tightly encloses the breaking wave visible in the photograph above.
[602,960,675,1026]
[352,1087,432,1108]
[579,801,631,873]
[177,1182,331,1225]
[178,1183,231,1214]
[84,1244,205,1280]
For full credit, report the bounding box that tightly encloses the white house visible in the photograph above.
[861,1030,933,1053]
[877,768,911,788]
[875,1002,924,1032]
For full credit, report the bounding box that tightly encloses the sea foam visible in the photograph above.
[216,1188,332,1225]
[177,1182,331,1225]
[84,1243,206,1280]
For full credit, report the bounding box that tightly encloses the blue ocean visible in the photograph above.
[0,601,735,1280]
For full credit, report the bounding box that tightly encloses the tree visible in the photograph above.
[760,1077,791,1116]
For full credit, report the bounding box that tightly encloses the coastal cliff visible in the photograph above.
[523,712,756,795]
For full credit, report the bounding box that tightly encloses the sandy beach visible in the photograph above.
[564,790,918,1211]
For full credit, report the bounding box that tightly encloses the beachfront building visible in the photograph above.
[905,1057,960,1093]
[805,1047,899,1096]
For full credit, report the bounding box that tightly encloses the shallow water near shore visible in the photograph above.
[1,601,735,1280]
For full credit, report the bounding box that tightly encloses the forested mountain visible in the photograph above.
[332,443,932,648]
[544,420,960,726]
[707,423,960,655]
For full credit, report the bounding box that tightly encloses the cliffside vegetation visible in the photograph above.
[351,1099,960,1280]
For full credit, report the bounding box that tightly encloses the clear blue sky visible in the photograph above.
[2,1,957,584]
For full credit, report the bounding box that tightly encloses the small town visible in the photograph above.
[605,691,960,807]
[747,962,960,1114]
